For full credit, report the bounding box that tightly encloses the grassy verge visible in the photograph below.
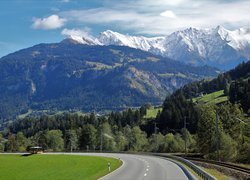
[203,168,228,180]
[0,154,122,180]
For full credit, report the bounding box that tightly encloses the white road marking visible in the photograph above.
[146,168,149,171]
[144,173,147,176]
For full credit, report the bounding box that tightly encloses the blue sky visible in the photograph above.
[0,0,250,57]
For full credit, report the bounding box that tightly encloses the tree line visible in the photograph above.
[0,100,249,163]
[0,107,195,154]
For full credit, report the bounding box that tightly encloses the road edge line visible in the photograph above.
[160,157,197,180]
[98,156,124,180]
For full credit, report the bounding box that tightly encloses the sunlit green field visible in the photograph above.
[193,90,228,105]
[144,107,162,119]
[0,154,122,180]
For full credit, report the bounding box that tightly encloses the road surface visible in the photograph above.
[72,153,191,180]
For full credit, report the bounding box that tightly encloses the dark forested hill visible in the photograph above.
[0,41,219,121]
[158,61,250,133]
[173,61,250,98]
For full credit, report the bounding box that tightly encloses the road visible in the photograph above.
[69,153,191,180]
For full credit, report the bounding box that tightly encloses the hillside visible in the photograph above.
[158,61,250,133]
[3,61,249,164]
[175,61,250,101]
[0,42,218,121]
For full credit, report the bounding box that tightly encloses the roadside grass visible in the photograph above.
[193,90,228,105]
[144,107,162,119]
[0,154,122,180]
[227,162,250,169]
[203,168,228,180]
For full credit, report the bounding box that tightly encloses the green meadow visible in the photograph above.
[193,90,228,105]
[144,107,162,119]
[0,154,122,180]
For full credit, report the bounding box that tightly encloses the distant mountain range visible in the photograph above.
[64,26,250,70]
[0,42,218,120]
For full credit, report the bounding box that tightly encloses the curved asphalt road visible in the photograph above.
[72,153,190,180]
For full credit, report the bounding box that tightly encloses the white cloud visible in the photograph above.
[61,28,92,38]
[135,0,188,7]
[32,15,66,30]
[160,10,177,18]
[61,0,70,2]
[59,0,250,35]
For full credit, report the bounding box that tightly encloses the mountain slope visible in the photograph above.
[0,42,218,120]
[158,61,250,134]
[64,26,250,70]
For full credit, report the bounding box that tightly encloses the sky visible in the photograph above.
[0,0,250,57]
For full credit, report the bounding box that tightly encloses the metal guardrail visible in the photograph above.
[162,157,196,180]
[152,153,216,180]
[186,157,250,175]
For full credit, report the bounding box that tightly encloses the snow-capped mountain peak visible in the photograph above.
[99,30,165,52]
[62,26,250,70]
[215,25,229,39]
[61,28,102,45]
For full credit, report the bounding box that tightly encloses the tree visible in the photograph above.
[181,128,197,153]
[218,132,237,162]
[45,130,64,151]
[79,124,97,151]
[130,126,148,151]
[0,134,5,152]
[65,130,78,152]
[114,131,127,151]
[123,125,133,150]
[197,105,222,155]
[159,92,198,134]
[237,136,250,163]
[148,132,164,152]
[16,132,29,152]
[162,133,175,152]
[217,103,242,140]
[223,81,230,95]
[31,131,48,149]
[6,133,17,152]
[173,133,185,152]
[102,122,116,151]
[161,133,185,153]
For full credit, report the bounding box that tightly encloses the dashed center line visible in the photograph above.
[146,168,149,171]
[144,173,147,176]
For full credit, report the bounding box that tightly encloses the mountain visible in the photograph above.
[65,26,250,70]
[0,42,218,121]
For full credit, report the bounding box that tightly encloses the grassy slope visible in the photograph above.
[203,168,228,180]
[193,90,228,105]
[0,154,121,180]
[144,107,162,119]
